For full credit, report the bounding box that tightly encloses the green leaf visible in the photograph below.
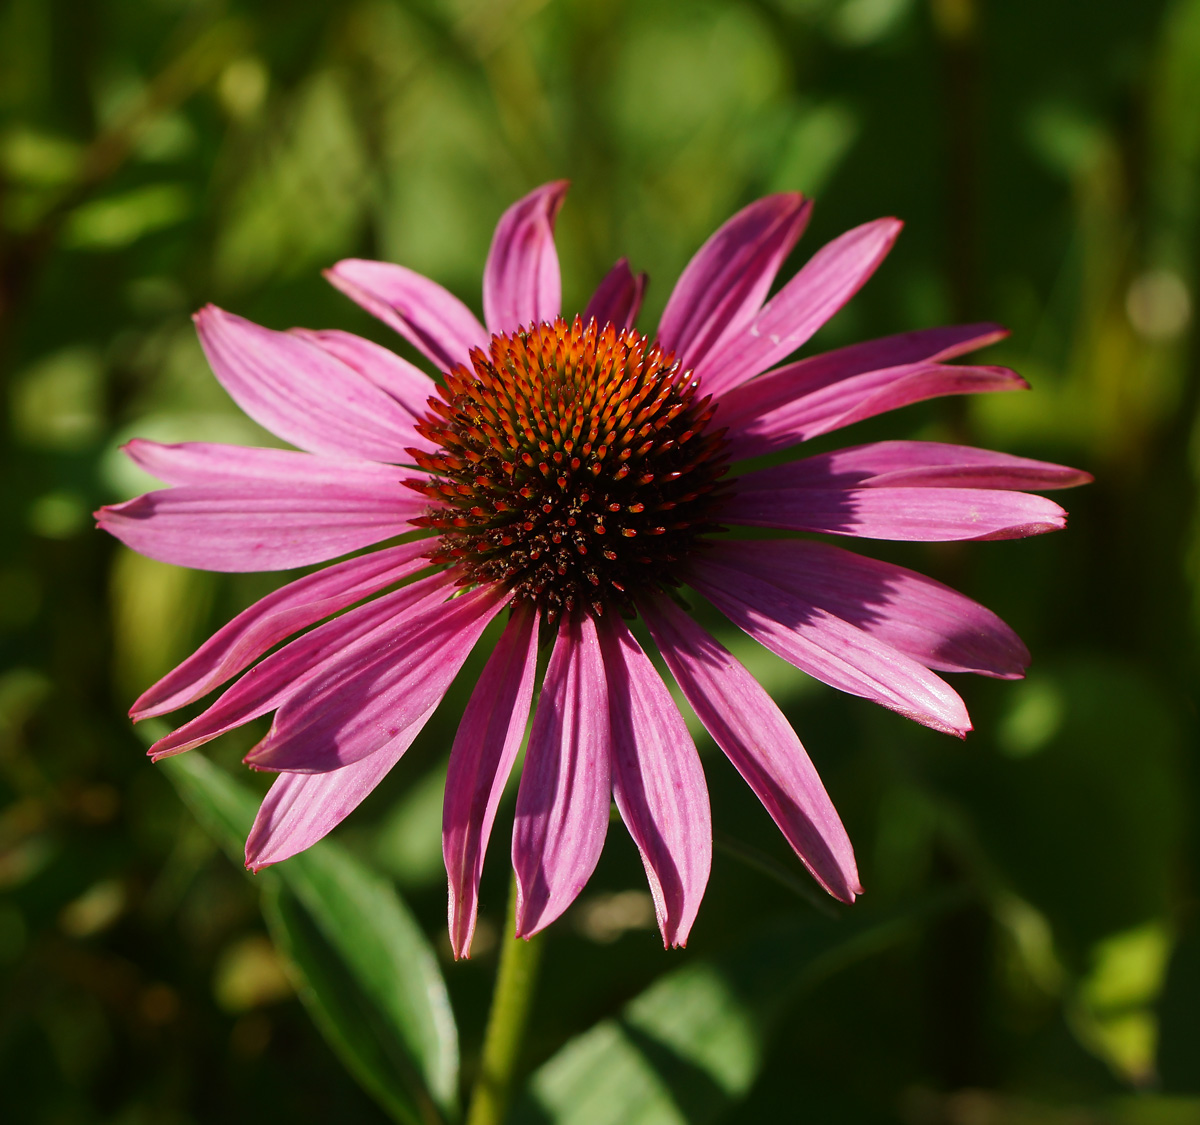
[512,903,945,1125]
[160,754,459,1124]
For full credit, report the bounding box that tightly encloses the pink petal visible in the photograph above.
[641,596,860,901]
[120,440,416,488]
[722,363,1029,460]
[696,218,903,397]
[443,604,540,959]
[147,570,455,759]
[512,614,611,938]
[717,320,1008,439]
[97,475,422,573]
[689,555,971,736]
[247,585,509,772]
[246,740,418,870]
[290,329,437,445]
[482,181,569,334]
[720,483,1068,542]
[325,258,489,372]
[704,540,1029,679]
[133,541,434,720]
[598,615,711,948]
[583,259,647,331]
[747,440,1092,491]
[193,306,421,463]
[657,194,812,372]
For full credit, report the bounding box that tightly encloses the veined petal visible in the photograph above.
[513,614,611,938]
[642,596,860,902]
[290,329,437,444]
[722,362,1026,461]
[193,306,420,462]
[583,258,647,331]
[721,484,1068,541]
[444,604,540,959]
[246,738,420,870]
[247,584,509,773]
[133,541,434,720]
[325,258,489,371]
[689,556,972,736]
[696,218,903,397]
[147,570,456,760]
[717,321,1008,447]
[744,441,1093,491]
[120,440,416,488]
[704,540,1029,679]
[97,481,422,573]
[483,181,569,334]
[599,615,711,948]
[657,194,812,371]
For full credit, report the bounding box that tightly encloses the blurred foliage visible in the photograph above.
[2,0,1199,1122]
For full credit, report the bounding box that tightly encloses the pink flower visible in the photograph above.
[97,182,1089,957]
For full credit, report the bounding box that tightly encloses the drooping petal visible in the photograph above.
[290,329,437,442]
[325,258,489,371]
[512,614,611,938]
[147,570,456,759]
[583,258,647,331]
[696,218,903,397]
[246,739,419,870]
[247,584,509,772]
[598,615,711,948]
[443,604,540,959]
[96,475,422,572]
[657,194,812,371]
[703,540,1028,679]
[641,596,860,901]
[482,181,569,335]
[193,306,421,462]
[721,362,1026,461]
[133,540,434,720]
[720,483,1068,542]
[746,441,1093,491]
[689,555,971,736]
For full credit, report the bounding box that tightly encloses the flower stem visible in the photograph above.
[466,875,543,1125]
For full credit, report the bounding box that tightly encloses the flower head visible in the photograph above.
[97,182,1089,956]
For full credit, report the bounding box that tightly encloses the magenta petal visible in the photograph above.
[642,596,860,902]
[246,744,411,870]
[147,570,455,760]
[248,585,509,772]
[598,616,711,948]
[583,259,647,331]
[697,218,904,397]
[193,306,421,462]
[443,605,540,959]
[721,483,1068,542]
[512,614,611,938]
[482,181,569,335]
[657,194,812,372]
[96,471,422,573]
[721,362,1026,461]
[290,329,437,445]
[745,440,1093,491]
[689,555,972,736]
[704,540,1029,679]
[133,541,434,720]
[717,321,1009,450]
[325,259,489,372]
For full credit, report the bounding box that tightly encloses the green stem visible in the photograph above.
[466,876,543,1125]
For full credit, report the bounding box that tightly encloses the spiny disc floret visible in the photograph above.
[408,316,729,621]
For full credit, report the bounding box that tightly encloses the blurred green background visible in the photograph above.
[3,0,1200,1122]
